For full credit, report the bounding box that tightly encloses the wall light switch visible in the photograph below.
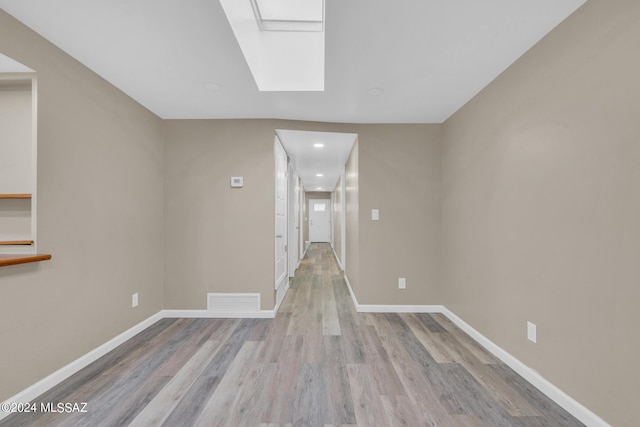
[372,209,380,221]
[398,278,406,289]
[230,176,244,188]
[132,293,139,308]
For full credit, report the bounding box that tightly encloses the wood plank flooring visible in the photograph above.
[1,243,583,426]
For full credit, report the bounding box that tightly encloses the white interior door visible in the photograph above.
[275,138,288,291]
[309,199,331,242]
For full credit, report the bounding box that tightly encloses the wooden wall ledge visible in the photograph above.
[0,194,32,199]
[0,254,52,267]
[0,240,34,246]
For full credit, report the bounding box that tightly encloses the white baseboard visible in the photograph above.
[0,311,164,421]
[342,272,442,313]
[331,245,343,271]
[343,272,358,308]
[357,304,444,313]
[274,278,290,313]
[440,307,610,427]
[161,309,276,319]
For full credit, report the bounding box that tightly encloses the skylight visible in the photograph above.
[251,0,324,32]
[219,0,325,91]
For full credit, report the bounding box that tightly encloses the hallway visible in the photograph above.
[2,244,582,426]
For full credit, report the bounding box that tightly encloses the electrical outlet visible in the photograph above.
[398,278,406,289]
[527,321,536,343]
[132,293,139,308]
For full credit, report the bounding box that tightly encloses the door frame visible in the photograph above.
[274,137,288,296]
[288,163,300,277]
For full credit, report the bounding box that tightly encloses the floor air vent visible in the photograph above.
[207,293,261,312]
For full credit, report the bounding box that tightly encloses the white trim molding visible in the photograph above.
[332,245,343,271]
[341,269,441,314]
[357,304,444,313]
[274,278,290,313]
[162,309,276,319]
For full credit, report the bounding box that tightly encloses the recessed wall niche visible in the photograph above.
[0,54,38,255]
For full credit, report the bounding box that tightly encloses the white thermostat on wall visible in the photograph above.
[230,177,244,188]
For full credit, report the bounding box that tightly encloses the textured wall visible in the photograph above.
[442,1,640,425]
[0,10,164,400]
[357,124,442,305]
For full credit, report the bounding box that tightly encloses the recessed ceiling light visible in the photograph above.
[316,173,324,177]
[366,87,384,96]
[316,187,323,190]
[204,82,222,91]
[313,143,324,148]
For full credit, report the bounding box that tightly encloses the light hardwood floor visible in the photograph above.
[1,243,583,426]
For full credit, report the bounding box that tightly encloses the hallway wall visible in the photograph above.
[442,1,640,425]
[163,119,277,310]
[0,11,164,401]
[356,124,442,305]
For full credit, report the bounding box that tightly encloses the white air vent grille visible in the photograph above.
[207,293,261,312]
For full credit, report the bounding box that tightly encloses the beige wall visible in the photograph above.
[163,120,277,310]
[0,11,164,400]
[442,1,640,425]
[357,125,442,305]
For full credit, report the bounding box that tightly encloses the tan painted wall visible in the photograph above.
[0,11,164,400]
[163,120,277,310]
[303,191,331,244]
[357,125,442,305]
[441,1,640,425]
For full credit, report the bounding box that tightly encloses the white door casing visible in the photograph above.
[299,176,304,260]
[275,137,288,292]
[309,198,331,242]
[288,163,300,277]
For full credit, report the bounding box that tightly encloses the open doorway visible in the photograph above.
[275,129,356,285]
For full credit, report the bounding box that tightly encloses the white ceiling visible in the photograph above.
[0,0,586,192]
[0,52,33,73]
[276,130,357,192]
[0,0,586,123]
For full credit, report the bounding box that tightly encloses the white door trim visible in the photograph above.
[274,136,288,292]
